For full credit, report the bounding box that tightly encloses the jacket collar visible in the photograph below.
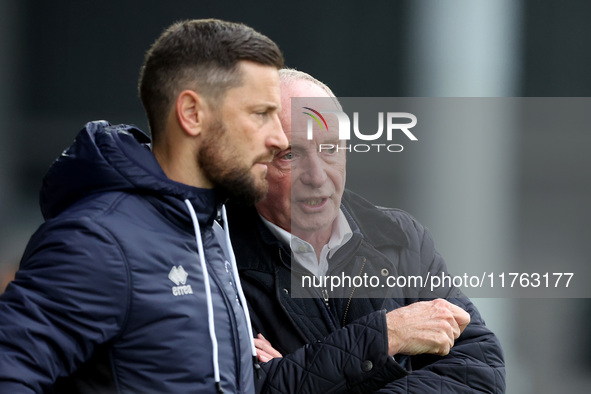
[341,189,410,249]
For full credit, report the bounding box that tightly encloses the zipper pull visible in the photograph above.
[322,288,329,306]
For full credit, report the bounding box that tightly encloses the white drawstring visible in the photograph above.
[220,205,258,359]
[184,199,222,393]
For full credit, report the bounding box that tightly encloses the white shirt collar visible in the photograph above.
[259,210,353,277]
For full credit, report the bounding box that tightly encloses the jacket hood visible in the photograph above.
[40,120,220,221]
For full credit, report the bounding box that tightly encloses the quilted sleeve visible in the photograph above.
[0,217,129,393]
[380,211,506,393]
[257,310,408,394]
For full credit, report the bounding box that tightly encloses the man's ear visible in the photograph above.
[175,90,208,137]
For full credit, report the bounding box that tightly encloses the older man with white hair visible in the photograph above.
[228,68,505,393]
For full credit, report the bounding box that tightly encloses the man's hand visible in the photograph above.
[254,333,283,362]
[386,299,470,356]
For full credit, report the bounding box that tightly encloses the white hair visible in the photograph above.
[279,68,341,109]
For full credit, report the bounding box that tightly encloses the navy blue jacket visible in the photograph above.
[0,121,256,393]
[0,122,414,394]
[228,191,506,393]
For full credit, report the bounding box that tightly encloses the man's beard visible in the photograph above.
[198,120,268,205]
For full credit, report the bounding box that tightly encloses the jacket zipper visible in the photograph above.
[322,288,329,306]
[341,256,367,326]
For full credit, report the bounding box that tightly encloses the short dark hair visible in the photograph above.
[138,19,284,141]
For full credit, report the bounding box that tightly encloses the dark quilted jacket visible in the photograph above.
[228,190,506,393]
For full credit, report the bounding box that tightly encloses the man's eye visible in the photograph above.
[282,152,294,160]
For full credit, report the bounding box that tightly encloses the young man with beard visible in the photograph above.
[228,69,506,393]
[0,19,287,394]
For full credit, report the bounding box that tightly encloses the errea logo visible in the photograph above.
[169,265,193,296]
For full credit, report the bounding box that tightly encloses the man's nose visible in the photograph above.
[299,153,327,188]
[266,115,288,152]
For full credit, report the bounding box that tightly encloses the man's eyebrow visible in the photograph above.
[252,102,279,111]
